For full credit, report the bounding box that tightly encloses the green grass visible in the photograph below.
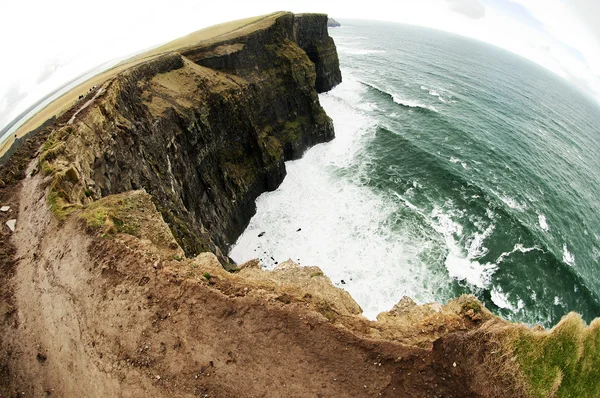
[316,300,337,322]
[78,193,142,236]
[47,190,72,222]
[282,116,308,144]
[508,313,600,397]
[461,299,482,314]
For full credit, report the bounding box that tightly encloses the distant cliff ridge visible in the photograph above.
[328,18,341,27]
[39,12,341,267]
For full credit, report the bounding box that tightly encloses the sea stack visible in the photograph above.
[328,17,342,27]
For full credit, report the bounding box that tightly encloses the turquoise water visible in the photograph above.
[231,20,600,327]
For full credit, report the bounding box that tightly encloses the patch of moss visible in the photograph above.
[39,141,66,163]
[79,194,142,237]
[223,161,250,183]
[507,313,600,397]
[155,202,213,257]
[47,189,75,222]
[40,160,56,177]
[316,300,337,322]
[265,136,283,160]
[282,116,307,144]
[461,299,482,314]
[64,166,79,183]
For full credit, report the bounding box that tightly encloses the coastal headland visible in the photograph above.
[0,11,598,397]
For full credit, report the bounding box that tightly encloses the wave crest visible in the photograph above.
[359,81,439,112]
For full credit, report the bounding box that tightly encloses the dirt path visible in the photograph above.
[68,86,105,125]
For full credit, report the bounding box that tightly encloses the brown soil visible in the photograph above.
[0,147,525,397]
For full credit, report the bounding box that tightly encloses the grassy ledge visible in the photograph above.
[504,313,600,397]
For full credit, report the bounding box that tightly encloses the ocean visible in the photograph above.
[230,20,600,328]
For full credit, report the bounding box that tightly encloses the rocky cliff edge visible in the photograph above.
[37,12,341,267]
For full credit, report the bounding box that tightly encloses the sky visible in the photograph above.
[0,0,599,133]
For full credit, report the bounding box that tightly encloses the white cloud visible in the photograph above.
[446,0,486,19]
[0,0,599,134]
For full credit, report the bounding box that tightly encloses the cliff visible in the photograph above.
[0,11,599,398]
[38,12,341,267]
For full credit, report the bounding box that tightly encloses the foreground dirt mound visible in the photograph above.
[0,163,523,398]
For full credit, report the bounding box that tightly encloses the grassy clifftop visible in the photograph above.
[0,12,285,158]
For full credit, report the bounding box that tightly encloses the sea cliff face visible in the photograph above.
[40,12,341,266]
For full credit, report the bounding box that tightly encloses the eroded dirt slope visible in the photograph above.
[0,160,524,398]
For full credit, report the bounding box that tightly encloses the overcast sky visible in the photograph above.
[0,0,599,132]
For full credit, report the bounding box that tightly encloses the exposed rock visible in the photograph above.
[0,206,9,212]
[294,14,343,92]
[389,295,418,316]
[5,219,15,232]
[239,259,363,317]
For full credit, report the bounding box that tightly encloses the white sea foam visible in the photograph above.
[391,93,438,112]
[501,196,527,211]
[363,80,437,112]
[538,214,549,231]
[418,85,450,103]
[467,224,495,259]
[444,253,496,289]
[592,247,600,262]
[393,192,420,212]
[450,157,468,169]
[429,205,497,289]
[493,190,528,212]
[491,286,524,311]
[496,244,540,264]
[230,75,451,319]
[430,90,449,103]
[346,49,386,55]
[562,243,575,266]
[554,296,563,306]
